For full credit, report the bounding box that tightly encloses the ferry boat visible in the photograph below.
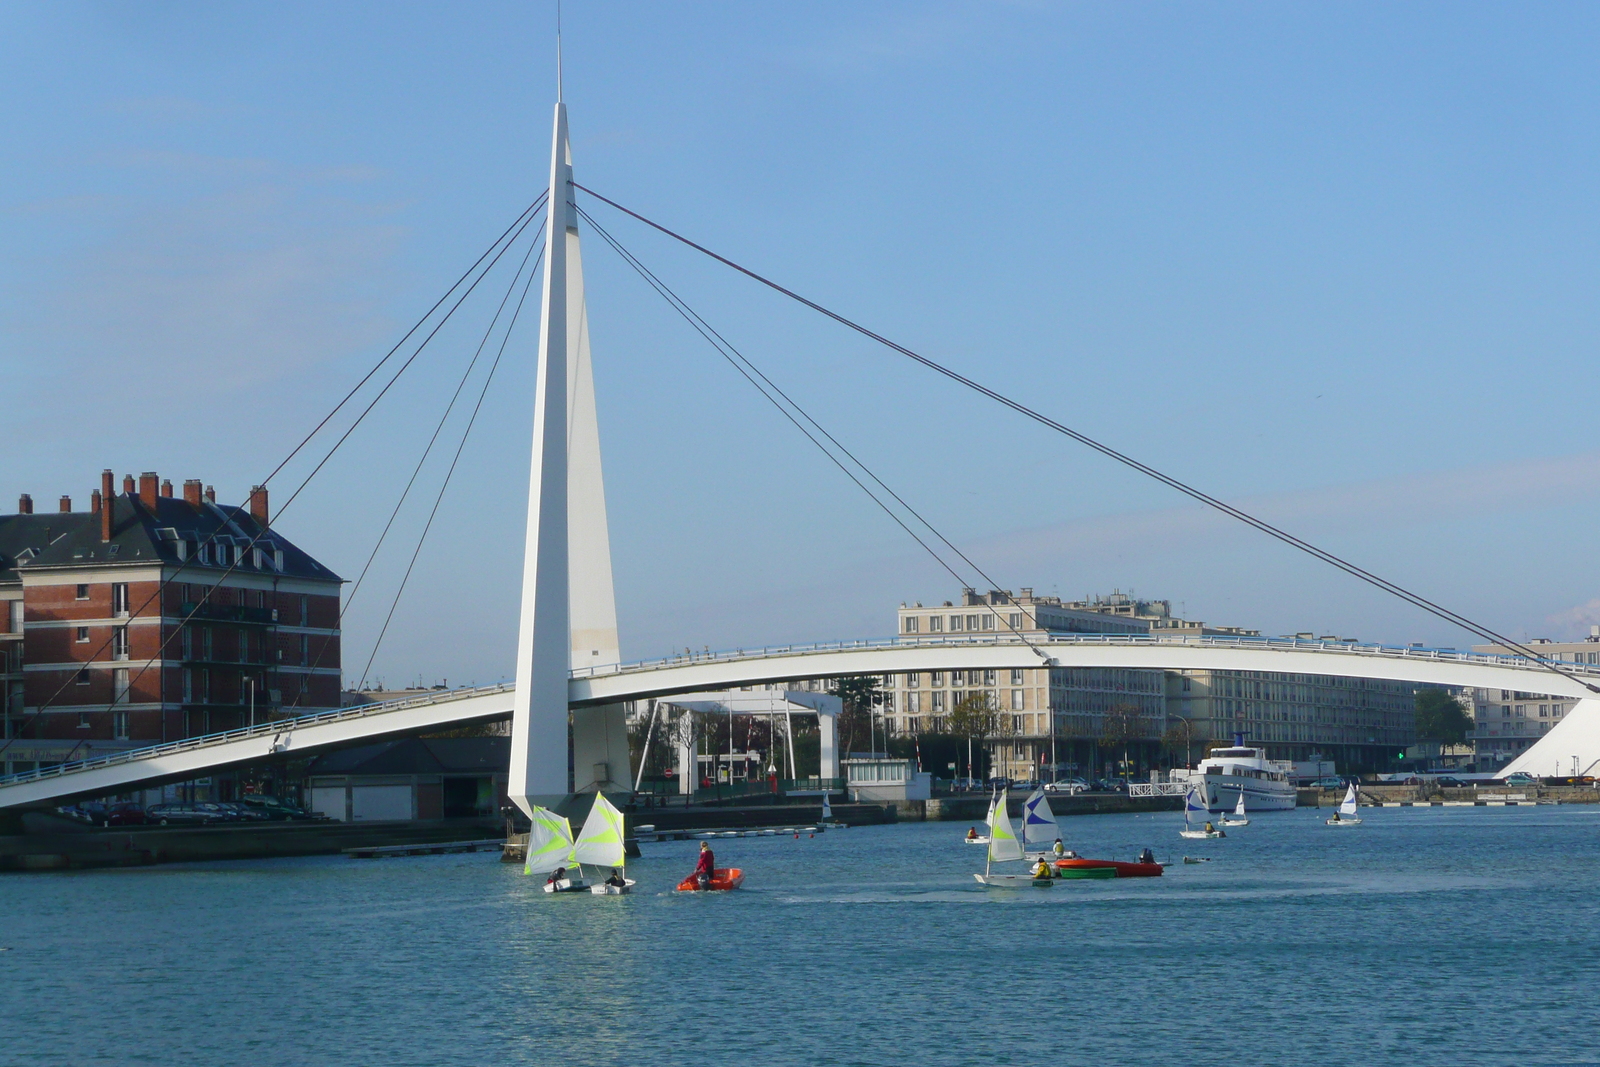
[1178,740,1297,812]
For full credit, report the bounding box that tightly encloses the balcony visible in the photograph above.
[179,602,278,626]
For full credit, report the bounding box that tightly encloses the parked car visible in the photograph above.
[983,777,1012,791]
[1433,777,1466,788]
[103,802,147,826]
[1045,777,1089,794]
[1503,772,1538,786]
[238,795,323,821]
[216,802,271,822]
[1011,779,1042,792]
[146,802,222,826]
[1311,777,1346,789]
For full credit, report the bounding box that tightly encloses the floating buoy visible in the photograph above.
[809,833,815,839]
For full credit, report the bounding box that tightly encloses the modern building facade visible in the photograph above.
[0,470,342,774]
[1464,633,1598,772]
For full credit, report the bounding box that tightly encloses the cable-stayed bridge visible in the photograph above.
[3,95,1597,811]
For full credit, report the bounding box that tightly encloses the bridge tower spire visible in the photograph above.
[509,100,622,816]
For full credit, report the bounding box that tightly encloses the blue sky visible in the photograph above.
[4,2,1600,686]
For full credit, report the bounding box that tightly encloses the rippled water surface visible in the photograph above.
[4,806,1599,1066]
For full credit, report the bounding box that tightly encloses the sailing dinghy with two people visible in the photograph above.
[1326,781,1364,826]
[974,789,1050,886]
[523,792,635,895]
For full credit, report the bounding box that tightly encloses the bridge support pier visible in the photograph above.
[571,703,632,799]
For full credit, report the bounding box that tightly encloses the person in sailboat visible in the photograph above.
[1204,820,1223,836]
[546,866,567,888]
[1033,857,1054,880]
[693,841,715,889]
[1052,838,1066,857]
[966,826,979,840]
[1138,847,1155,865]
[605,867,628,888]
[1329,810,1340,823]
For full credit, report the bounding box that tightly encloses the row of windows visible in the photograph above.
[904,612,1021,634]
[897,669,1024,688]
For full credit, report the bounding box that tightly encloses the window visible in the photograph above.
[75,583,89,600]
[76,626,89,643]
[983,670,996,686]
[8,600,21,633]
[198,543,211,565]
[202,627,213,660]
[929,616,943,633]
[111,583,129,616]
[182,669,193,703]
[952,670,965,685]
[112,668,130,704]
[966,615,979,631]
[216,544,230,567]
[113,711,128,740]
[299,595,309,625]
[300,634,310,666]
[949,615,963,632]
[111,627,129,661]
[1009,613,1022,628]
[76,669,90,686]
[907,692,921,714]
[1010,669,1024,685]
[931,691,946,711]
[982,614,994,631]
[77,712,90,730]
[905,673,920,688]
[1182,677,1192,692]
[1011,715,1024,733]
[904,616,919,634]
[181,627,192,658]
[1010,689,1024,710]
[931,671,943,686]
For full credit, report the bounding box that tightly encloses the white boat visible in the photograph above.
[1179,740,1297,812]
[1221,788,1250,827]
[1021,788,1064,858]
[974,789,1042,886]
[820,794,846,829]
[1179,784,1225,839]
[1325,782,1364,826]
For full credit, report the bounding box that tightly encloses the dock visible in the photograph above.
[344,838,505,859]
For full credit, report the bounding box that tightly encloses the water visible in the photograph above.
[4,806,1599,1066]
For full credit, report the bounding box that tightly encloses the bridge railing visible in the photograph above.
[573,632,1600,680]
[0,682,514,789]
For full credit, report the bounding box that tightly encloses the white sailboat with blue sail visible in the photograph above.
[1179,783,1225,839]
[1325,781,1363,826]
[1022,787,1062,857]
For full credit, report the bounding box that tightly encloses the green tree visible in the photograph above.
[829,675,883,757]
[1415,688,1472,745]
[948,691,1001,780]
[1099,703,1150,780]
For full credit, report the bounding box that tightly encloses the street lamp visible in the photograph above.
[1172,715,1193,770]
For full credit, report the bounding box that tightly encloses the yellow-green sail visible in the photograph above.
[523,805,575,876]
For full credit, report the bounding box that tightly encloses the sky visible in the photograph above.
[4,2,1600,688]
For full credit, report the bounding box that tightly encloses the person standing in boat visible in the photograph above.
[1052,838,1066,856]
[694,841,715,889]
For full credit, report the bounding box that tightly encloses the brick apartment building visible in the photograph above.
[0,470,342,774]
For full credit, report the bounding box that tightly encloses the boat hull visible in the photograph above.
[1055,858,1163,878]
[542,876,591,893]
[1180,829,1224,839]
[1187,775,1296,812]
[1054,866,1116,880]
[591,879,636,895]
[676,867,745,892]
[1325,817,1363,826]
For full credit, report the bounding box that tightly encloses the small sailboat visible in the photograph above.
[524,805,587,893]
[964,790,997,844]
[1221,788,1250,827]
[974,789,1037,886]
[1179,784,1225,839]
[572,792,635,894]
[1325,782,1363,826]
[820,793,845,829]
[1021,788,1062,858]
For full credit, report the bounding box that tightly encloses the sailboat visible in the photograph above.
[1179,783,1225,839]
[524,804,585,892]
[974,789,1038,886]
[1221,787,1250,827]
[1021,787,1062,857]
[572,792,634,894]
[1325,781,1363,826]
[820,793,845,829]
[964,789,997,845]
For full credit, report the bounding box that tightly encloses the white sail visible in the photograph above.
[822,794,833,820]
[523,805,575,875]
[1184,784,1206,826]
[988,788,1024,862]
[1338,782,1359,817]
[569,791,627,868]
[1021,788,1059,850]
[1234,790,1247,817]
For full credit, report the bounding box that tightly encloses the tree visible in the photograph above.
[829,675,883,757]
[1099,703,1150,780]
[1415,688,1472,745]
[1160,719,1196,768]
[948,691,1001,780]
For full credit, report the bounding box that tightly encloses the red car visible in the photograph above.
[103,802,148,827]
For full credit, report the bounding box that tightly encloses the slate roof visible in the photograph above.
[305,738,511,776]
[0,494,342,585]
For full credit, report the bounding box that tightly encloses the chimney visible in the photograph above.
[248,486,269,526]
[59,496,72,513]
[183,479,203,507]
[122,474,134,495]
[101,470,115,542]
[91,490,102,514]
[204,485,216,504]
[160,479,173,498]
[138,472,159,511]
[17,494,33,515]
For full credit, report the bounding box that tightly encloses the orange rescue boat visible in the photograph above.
[676,867,745,892]
[1055,858,1163,878]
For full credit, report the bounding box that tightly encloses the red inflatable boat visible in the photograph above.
[1055,858,1163,878]
[676,867,745,892]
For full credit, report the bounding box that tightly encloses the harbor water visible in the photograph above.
[3,806,1598,1066]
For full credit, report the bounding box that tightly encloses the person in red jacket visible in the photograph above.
[693,841,715,889]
